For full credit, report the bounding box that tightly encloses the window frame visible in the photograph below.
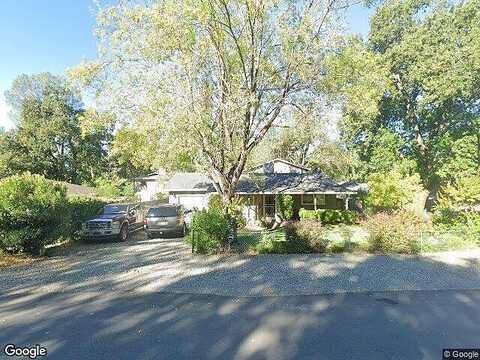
[301,194,326,206]
[301,194,315,205]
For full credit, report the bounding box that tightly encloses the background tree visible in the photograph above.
[3,73,112,184]
[70,0,348,204]
[325,0,480,194]
[251,115,361,181]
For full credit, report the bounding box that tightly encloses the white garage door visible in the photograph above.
[175,195,207,211]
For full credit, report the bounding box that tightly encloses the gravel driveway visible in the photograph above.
[2,234,480,297]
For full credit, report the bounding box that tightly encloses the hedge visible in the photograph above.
[299,208,358,224]
[186,208,231,254]
[0,173,105,255]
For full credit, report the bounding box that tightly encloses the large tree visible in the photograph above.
[251,112,361,180]
[325,0,480,194]
[70,0,348,203]
[3,73,112,184]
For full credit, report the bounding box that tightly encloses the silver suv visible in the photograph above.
[144,205,187,238]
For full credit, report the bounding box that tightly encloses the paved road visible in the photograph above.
[1,236,480,359]
[1,287,479,360]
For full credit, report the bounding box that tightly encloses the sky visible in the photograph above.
[0,1,373,130]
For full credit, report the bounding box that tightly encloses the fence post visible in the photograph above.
[192,230,195,254]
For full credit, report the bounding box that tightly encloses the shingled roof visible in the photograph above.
[164,172,355,194]
[164,173,212,191]
[236,173,355,194]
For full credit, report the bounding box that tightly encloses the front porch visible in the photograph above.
[240,193,352,225]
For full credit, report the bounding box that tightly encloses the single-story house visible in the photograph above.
[132,170,170,202]
[160,159,360,226]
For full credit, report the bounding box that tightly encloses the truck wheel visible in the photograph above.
[119,224,128,242]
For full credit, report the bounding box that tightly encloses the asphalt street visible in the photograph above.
[1,236,480,359]
[1,288,479,360]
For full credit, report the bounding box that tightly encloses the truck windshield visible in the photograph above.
[102,205,128,214]
[147,207,177,217]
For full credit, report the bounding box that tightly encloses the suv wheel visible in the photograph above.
[119,224,128,242]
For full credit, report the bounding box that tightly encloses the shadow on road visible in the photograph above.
[1,234,480,359]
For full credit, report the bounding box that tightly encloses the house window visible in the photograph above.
[316,194,326,206]
[301,194,326,206]
[301,194,314,205]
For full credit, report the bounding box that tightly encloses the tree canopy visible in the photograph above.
[3,73,112,184]
[69,0,348,202]
[325,0,480,193]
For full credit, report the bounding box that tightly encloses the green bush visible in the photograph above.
[434,173,480,226]
[299,208,358,224]
[94,175,137,200]
[186,208,231,254]
[207,194,223,211]
[255,221,328,254]
[278,194,294,220]
[365,210,427,254]
[0,174,68,254]
[207,194,246,229]
[155,192,169,203]
[0,173,107,255]
[366,170,424,212]
[65,196,106,240]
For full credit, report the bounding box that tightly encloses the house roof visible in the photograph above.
[236,173,355,194]
[164,171,355,194]
[249,158,310,173]
[51,181,97,197]
[164,172,212,192]
[339,181,369,193]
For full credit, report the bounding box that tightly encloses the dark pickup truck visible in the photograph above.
[83,203,144,241]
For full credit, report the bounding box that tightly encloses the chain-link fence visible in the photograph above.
[191,226,480,254]
[417,229,479,252]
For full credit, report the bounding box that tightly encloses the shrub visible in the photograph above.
[299,208,358,224]
[366,171,424,212]
[0,174,107,255]
[155,192,169,203]
[65,197,106,240]
[186,208,231,254]
[94,175,137,200]
[285,220,328,252]
[255,221,328,254]
[0,174,68,254]
[207,194,246,229]
[207,193,223,211]
[277,194,294,220]
[434,173,480,226]
[365,210,427,254]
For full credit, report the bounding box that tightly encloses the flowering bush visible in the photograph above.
[365,210,428,254]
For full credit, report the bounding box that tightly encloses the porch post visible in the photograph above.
[274,194,277,216]
[314,195,317,211]
[345,195,349,210]
[262,194,265,217]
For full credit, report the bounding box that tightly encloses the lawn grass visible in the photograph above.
[418,231,479,252]
[236,225,370,255]
[236,224,480,255]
